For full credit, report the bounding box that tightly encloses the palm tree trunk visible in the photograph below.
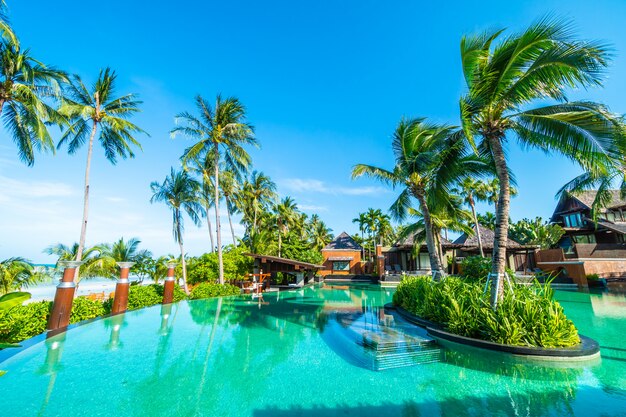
[226,197,237,246]
[488,135,511,307]
[75,120,98,279]
[178,238,189,294]
[205,202,215,253]
[214,149,225,285]
[415,193,445,279]
[469,196,485,257]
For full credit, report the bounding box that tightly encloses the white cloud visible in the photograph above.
[0,175,76,199]
[299,204,329,212]
[280,178,388,196]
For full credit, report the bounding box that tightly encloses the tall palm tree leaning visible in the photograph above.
[151,168,202,293]
[459,17,626,306]
[455,177,489,257]
[172,94,257,285]
[0,36,67,165]
[353,117,490,278]
[58,68,145,277]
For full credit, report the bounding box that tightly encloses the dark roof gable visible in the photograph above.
[323,232,362,251]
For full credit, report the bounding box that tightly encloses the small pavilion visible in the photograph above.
[245,253,325,287]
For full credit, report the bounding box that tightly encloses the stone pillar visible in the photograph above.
[376,244,385,280]
[162,263,176,304]
[112,262,135,315]
[47,261,83,331]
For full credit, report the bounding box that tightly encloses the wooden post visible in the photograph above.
[162,263,176,304]
[47,261,83,331]
[112,262,135,315]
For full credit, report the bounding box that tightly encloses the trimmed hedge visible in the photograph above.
[189,283,241,300]
[393,276,580,348]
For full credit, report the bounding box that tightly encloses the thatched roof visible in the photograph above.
[323,232,362,251]
[395,232,453,248]
[570,190,626,212]
[453,224,522,249]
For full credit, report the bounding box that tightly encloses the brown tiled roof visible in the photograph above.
[453,225,522,249]
[323,232,362,251]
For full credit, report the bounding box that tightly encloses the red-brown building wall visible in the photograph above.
[320,250,362,276]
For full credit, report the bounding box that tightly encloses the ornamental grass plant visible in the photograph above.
[393,276,580,348]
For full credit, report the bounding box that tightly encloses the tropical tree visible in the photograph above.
[57,68,145,272]
[184,152,217,252]
[353,118,489,277]
[309,217,333,252]
[0,37,66,165]
[220,170,241,246]
[454,177,489,256]
[0,1,16,44]
[274,197,298,258]
[459,17,625,305]
[150,168,203,293]
[0,257,46,295]
[477,212,497,230]
[173,94,256,284]
[509,217,565,250]
[484,178,517,213]
[352,212,368,259]
[236,170,277,252]
[44,242,106,283]
[98,237,152,278]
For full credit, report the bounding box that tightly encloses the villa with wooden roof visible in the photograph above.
[321,232,363,276]
[535,190,626,285]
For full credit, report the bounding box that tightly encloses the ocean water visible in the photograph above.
[0,283,624,416]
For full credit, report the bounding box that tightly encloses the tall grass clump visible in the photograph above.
[393,276,580,348]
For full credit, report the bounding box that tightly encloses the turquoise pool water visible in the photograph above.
[1,282,625,416]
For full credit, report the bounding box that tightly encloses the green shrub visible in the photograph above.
[69,297,106,323]
[187,246,253,285]
[189,283,241,300]
[0,301,51,344]
[586,273,600,281]
[393,276,580,348]
[460,256,491,282]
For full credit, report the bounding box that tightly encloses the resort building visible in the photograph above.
[536,190,626,284]
[383,233,452,275]
[321,232,363,276]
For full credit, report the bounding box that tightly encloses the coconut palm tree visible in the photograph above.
[0,1,15,44]
[44,242,107,283]
[184,153,217,252]
[353,118,489,277]
[150,168,203,293]
[236,171,277,252]
[220,170,241,246]
[0,37,66,165]
[454,177,489,256]
[98,237,152,278]
[459,17,625,305]
[57,68,145,272]
[484,178,517,214]
[274,197,298,258]
[0,257,46,295]
[310,220,333,252]
[173,94,256,284]
[352,212,368,260]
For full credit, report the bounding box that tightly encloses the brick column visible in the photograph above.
[112,262,135,315]
[162,263,176,304]
[47,261,83,331]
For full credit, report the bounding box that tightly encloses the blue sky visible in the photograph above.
[2,0,626,262]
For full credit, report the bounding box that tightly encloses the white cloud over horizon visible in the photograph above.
[279,178,389,196]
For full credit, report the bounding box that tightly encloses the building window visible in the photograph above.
[563,212,583,228]
[332,261,350,271]
[573,234,596,244]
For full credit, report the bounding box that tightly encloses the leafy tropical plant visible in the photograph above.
[44,242,106,283]
[509,217,565,250]
[98,237,152,278]
[150,168,202,293]
[459,17,625,306]
[173,94,257,284]
[57,68,145,270]
[353,118,490,277]
[0,258,46,295]
[189,282,241,300]
[0,36,66,165]
[0,291,30,310]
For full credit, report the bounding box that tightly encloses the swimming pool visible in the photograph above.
[1,282,624,416]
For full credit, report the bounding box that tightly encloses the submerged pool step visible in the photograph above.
[359,329,444,371]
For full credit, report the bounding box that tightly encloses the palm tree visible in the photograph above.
[44,242,106,283]
[220,170,241,246]
[99,237,151,278]
[484,178,517,213]
[0,37,66,165]
[477,212,497,230]
[0,1,16,44]
[57,68,145,272]
[455,177,489,256]
[459,17,625,305]
[185,153,217,252]
[274,197,298,258]
[150,168,203,293]
[0,257,45,295]
[237,171,277,252]
[173,94,256,284]
[352,212,368,260]
[353,118,489,277]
